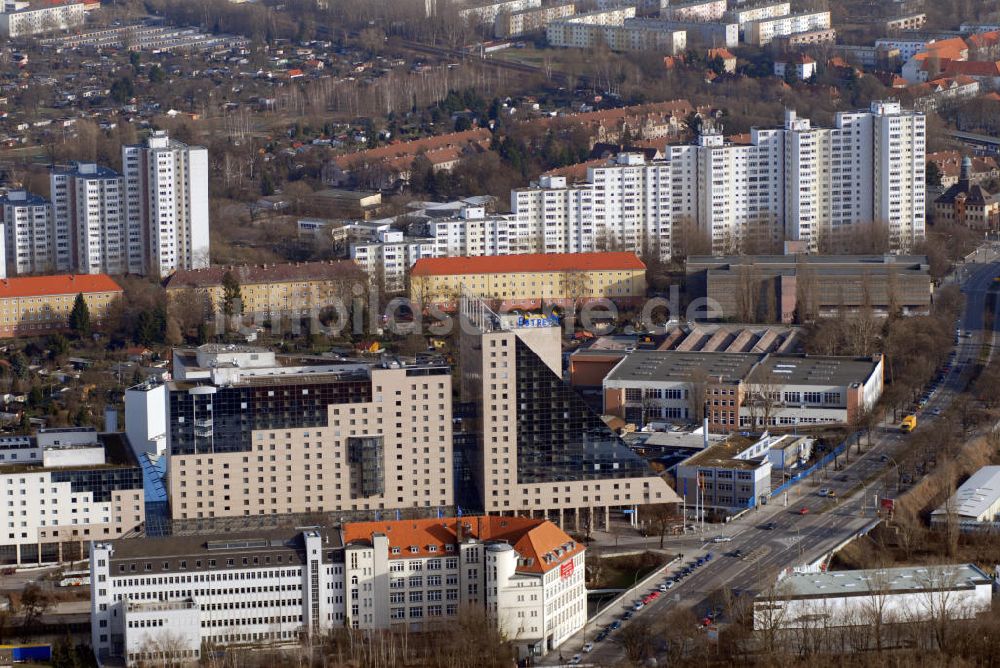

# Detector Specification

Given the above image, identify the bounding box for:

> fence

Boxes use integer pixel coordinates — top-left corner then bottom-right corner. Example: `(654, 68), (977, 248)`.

(770, 432), (858, 499)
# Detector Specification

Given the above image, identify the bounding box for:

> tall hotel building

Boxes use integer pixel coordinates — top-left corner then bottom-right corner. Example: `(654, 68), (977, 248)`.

(457, 295), (680, 529)
(127, 344), (453, 520)
(510, 102), (925, 258)
(122, 130), (210, 275)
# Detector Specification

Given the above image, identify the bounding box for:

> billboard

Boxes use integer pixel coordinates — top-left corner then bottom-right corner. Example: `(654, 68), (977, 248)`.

(560, 560), (575, 579)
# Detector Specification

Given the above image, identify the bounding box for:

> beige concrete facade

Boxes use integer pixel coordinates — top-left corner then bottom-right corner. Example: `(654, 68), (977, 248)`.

(168, 366), (453, 520)
(458, 305), (679, 528)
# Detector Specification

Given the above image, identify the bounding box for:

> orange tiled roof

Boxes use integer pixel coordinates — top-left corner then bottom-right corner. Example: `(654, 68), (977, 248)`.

(707, 48), (735, 61)
(341, 516), (583, 574)
(967, 31), (1000, 49)
(914, 37), (968, 62)
(410, 252), (645, 277)
(0, 274), (121, 299)
(983, 91), (1000, 101)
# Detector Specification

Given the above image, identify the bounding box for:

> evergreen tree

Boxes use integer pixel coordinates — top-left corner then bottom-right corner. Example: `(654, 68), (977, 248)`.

(10, 352), (28, 380)
(221, 271), (242, 317)
(68, 293), (91, 338)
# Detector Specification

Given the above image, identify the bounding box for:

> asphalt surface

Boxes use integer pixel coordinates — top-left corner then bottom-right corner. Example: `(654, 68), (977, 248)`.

(547, 259), (1000, 667)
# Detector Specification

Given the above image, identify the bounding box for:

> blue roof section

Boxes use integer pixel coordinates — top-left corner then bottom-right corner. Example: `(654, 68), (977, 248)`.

(51, 162), (122, 179)
(139, 452), (168, 503)
(0, 192), (48, 206)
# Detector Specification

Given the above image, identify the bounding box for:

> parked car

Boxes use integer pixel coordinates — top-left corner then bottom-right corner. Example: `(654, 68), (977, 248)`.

(583, 642), (594, 653)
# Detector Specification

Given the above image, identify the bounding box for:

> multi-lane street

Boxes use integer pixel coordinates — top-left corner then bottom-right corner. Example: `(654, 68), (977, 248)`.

(547, 259), (1000, 667)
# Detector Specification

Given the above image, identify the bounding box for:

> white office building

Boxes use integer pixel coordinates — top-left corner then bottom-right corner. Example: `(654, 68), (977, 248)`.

(50, 163), (127, 275)
(0, 190), (53, 277)
(122, 130), (210, 276)
(0, 428), (145, 566)
(674, 433), (774, 513)
(90, 516), (585, 666)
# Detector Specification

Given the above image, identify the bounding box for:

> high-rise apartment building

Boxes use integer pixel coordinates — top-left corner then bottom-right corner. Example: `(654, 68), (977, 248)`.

(872, 101), (926, 251)
(458, 296), (680, 529)
(135, 344), (453, 520)
(510, 102), (925, 258)
(50, 162), (126, 274)
(122, 130), (210, 276)
(0, 190), (53, 277)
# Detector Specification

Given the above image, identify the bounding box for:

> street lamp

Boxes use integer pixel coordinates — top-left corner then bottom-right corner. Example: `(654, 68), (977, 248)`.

(883, 454), (902, 492)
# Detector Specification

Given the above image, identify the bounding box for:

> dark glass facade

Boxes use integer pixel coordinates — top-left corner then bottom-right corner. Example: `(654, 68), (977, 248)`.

(514, 338), (655, 484)
(347, 435), (384, 498)
(50, 466), (143, 503)
(169, 377), (372, 455)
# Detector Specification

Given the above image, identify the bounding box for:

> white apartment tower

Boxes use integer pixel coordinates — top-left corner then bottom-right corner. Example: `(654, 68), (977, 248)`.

(0, 191), (53, 277)
(122, 131), (210, 276)
(510, 102), (925, 258)
(871, 100), (926, 251)
(50, 163), (127, 275)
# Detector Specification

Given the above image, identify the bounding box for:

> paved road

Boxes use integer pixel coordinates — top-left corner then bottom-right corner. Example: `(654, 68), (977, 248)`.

(546, 260), (1000, 667)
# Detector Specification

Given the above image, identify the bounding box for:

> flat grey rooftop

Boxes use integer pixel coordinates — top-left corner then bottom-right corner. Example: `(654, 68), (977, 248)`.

(771, 564), (992, 600)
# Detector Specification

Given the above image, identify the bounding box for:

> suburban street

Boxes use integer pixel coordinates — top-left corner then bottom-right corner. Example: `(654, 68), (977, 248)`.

(546, 259), (1000, 667)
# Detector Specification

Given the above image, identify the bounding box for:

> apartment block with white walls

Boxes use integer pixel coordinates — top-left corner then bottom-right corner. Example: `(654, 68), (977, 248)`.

(122, 130), (210, 276)
(508, 102), (926, 258)
(0, 1), (85, 38)
(0, 190), (53, 277)
(745, 10), (831, 45)
(50, 163), (126, 275)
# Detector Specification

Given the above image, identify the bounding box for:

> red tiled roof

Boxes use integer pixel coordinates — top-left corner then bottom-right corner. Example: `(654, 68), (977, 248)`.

(927, 150), (999, 178)
(333, 129), (492, 170)
(983, 91), (1000, 101)
(164, 261), (364, 289)
(527, 100), (696, 131)
(410, 252), (646, 277)
(542, 158), (607, 182)
(0, 274), (121, 299)
(341, 516), (583, 574)
(943, 60), (1000, 77)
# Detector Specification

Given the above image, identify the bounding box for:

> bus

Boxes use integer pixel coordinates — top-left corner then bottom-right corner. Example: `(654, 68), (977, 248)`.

(900, 415), (917, 433)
